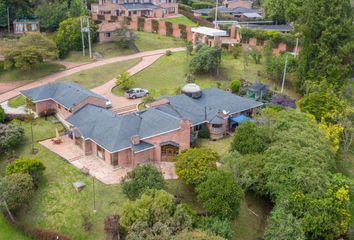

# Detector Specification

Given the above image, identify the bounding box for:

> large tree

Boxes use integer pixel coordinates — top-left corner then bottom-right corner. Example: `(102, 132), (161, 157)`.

(0, 123), (25, 153)
(296, 0), (353, 93)
(34, 0), (68, 32)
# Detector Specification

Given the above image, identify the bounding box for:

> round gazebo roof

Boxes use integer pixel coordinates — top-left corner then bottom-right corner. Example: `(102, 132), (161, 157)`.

(181, 83), (202, 99)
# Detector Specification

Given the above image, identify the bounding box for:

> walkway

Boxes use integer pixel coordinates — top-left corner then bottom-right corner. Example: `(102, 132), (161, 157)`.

(0, 47), (185, 103)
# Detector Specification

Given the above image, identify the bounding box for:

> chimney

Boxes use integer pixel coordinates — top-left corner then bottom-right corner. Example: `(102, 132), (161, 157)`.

(180, 119), (191, 130)
(131, 135), (140, 145)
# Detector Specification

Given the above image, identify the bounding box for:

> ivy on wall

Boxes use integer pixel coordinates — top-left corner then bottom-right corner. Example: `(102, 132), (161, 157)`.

(152, 19), (159, 33)
(178, 24), (187, 40)
(137, 17), (145, 31)
(165, 22), (173, 36)
(124, 16), (132, 25)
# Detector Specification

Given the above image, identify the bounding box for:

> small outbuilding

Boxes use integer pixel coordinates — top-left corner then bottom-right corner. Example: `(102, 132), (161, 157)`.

(247, 82), (268, 100)
(13, 19), (40, 34)
(191, 26), (228, 47)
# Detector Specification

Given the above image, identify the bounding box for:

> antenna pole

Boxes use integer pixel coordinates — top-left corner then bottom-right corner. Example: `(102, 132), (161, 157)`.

(80, 16), (86, 56)
(214, 0), (218, 28)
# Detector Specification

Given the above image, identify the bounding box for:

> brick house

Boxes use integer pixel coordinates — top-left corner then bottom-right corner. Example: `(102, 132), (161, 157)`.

(20, 82), (110, 122)
(222, 0), (253, 9)
(91, 0), (178, 19)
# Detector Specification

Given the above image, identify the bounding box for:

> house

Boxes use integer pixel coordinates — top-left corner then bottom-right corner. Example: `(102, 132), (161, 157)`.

(191, 26), (228, 47)
(91, 0), (178, 19)
(13, 19), (40, 34)
(97, 22), (121, 42)
(66, 104), (191, 167)
(150, 84), (263, 140)
(222, 0), (253, 9)
(20, 82), (110, 122)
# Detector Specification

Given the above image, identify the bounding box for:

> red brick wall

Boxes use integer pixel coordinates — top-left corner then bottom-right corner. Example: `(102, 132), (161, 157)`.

(72, 96), (107, 113)
(35, 99), (71, 119)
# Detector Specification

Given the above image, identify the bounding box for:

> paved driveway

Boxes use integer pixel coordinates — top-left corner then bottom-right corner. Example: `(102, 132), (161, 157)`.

(40, 135), (177, 185)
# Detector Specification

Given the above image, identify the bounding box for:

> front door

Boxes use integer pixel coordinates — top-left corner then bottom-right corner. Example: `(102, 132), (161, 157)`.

(161, 145), (179, 161)
(111, 153), (119, 167)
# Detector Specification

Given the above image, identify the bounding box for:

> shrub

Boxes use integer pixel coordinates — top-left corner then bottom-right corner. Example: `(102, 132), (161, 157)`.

(0, 173), (34, 210)
(0, 123), (25, 153)
(122, 164), (166, 200)
(197, 125), (210, 139)
(230, 120), (270, 154)
(116, 71), (134, 91)
(191, 1), (214, 9)
(230, 44), (242, 59)
(189, 46), (222, 74)
(186, 41), (193, 54)
(230, 80), (241, 94)
(142, 95), (155, 105)
(196, 170), (243, 220)
(6, 157), (46, 184)
(165, 22), (173, 36)
(179, 24), (188, 40)
(137, 17), (145, 31)
(0, 105), (5, 123)
(152, 19), (159, 33)
(166, 50), (172, 56)
(175, 148), (218, 185)
(199, 217), (234, 240)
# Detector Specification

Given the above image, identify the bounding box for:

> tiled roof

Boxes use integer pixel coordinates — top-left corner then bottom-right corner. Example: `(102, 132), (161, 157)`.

(66, 105), (181, 153)
(20, 82), (107, 109)
(132, 141), (155, 153)
(98, 22), (119, 32)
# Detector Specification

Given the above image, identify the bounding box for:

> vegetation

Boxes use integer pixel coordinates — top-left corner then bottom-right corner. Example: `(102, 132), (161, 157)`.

(0, 123), (25, 153)
(55, 17), (97, 58)
(190, 46), (222, 74)
(0, 214), (31, 240)
(199, 217), (234, 240)
(175, 148), (218, 185)
(173, 230), (224, 240)
(122, 164), (165, 200)
(0, 105), (4, 123)
(134, 31), (185, 52)
(230, 80), (241, 94)
(7, 95), (25, 108)
(115, 70), (133, 91)
(265, 53), (296, 83)
(3, 33), (58, 70)
(161, 16), (197, 27)
(6, 157), (45, 184)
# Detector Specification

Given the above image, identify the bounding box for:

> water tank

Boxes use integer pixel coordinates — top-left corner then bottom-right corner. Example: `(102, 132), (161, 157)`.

(181, 83), (202, 99)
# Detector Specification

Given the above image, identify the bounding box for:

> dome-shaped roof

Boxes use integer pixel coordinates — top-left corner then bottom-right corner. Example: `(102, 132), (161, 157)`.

(181, 84), (202, 99)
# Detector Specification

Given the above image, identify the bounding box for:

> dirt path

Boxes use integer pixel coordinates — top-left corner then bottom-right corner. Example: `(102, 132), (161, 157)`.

(0, 47), (185, 103)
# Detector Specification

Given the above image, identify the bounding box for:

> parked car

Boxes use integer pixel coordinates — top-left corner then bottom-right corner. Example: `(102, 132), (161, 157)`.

(125, 88), (149, 99)
(105, 99), (112, 108)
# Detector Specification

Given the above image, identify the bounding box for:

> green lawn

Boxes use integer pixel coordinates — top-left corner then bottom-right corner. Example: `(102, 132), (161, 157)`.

(112, 51), (298, 99)
(0, 215), (31, 240)
(161, 16), (197, 26)
(58, 58), (141, 89)
(0, 63), (66, 82)
(63, 42), (135, 63)
(8, 95), (25, 108)
(134, 31), (186, 52)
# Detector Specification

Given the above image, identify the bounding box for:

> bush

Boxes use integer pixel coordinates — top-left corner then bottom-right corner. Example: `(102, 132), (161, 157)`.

(122, 164), (166, 200)
(230, 44), (242, 59)
(6, 157), (46, 184)
(137, 17), (145, 31)
(0, 123), (25, 153)
(199, 217), (234, 240)
(175, 148), (218, 185)
(230, 80), (241, 94)
(197, 125), (210, 138)
(196, 170), (243, 220)
(116, 71), (134, 91)
(0, 105), (5, 123)
(230, 120), (270, 154)
(0, 173), (34, 211)
(191, 1), (214, 9)
(152, 19), (159, 33)
(189, 46), (222, 74)
(165, 22), (173, 36)
(166, 50), (172, 56)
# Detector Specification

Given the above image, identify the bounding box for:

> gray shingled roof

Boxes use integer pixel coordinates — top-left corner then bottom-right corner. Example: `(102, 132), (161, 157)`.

(132, 141), (154, 153)
(156, 88), (262, 125)
(242, 24), (293, 32)
(123, 3), (159, 10)
(66, 105), (181, 153)
(20, 82), (107, 109)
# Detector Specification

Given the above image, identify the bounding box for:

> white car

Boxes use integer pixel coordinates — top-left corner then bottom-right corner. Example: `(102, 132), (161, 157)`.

(105, 100), (112, 108)
(125, 88), (149, 99)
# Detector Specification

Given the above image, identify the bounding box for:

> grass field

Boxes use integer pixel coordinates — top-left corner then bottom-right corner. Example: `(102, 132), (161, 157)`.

(7, 95), (25, 108)
(0, 215), (31, 240)
(112, 51), (298, 99)
(0, 62), (66, 82)
(58, 58), (141, 89)
(134, 31), (186, 52)
(161, 16), (197, 26)
(0, 117), (269, 240)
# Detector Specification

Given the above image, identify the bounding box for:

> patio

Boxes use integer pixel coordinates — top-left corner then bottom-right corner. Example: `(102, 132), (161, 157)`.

(40, 135), (177, 185)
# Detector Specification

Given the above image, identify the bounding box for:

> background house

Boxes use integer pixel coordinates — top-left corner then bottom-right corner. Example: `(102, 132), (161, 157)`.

(13, 19), (40, 34)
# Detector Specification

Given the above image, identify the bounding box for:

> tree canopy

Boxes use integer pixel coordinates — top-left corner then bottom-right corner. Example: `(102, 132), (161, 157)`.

(0, 123), (25, 153)
(189, 46), (222, 74)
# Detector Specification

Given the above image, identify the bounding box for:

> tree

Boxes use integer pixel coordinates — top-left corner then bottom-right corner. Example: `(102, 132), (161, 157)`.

(230, 121), (270, 155)
(0, 0), (32, 28)
(55, 17), (97, 58)
(173, 230), (224, 240)
(35, 1), (68, 32)
(196, 170), (243, 220)
(0, 173), (34, 211)
(199, 217), (233, 240)
(175, 148), (218, 185)
(6, 157), (46, 184)
(229, 80), (241, 94)
(0, 105), (5, 123)
(186, 41), (193, 55)
(296, 0), (353, 93)
(122, 164), (165, 200)
(339, 107), (354, 160)
(0, 123), (25, 153)
(262, 0), (302, 23)
(230, 44), (241, 59)
(263, 206), (305, 240)
(3, 33), (58, 70)
(266, 53), (296, 83)
(116, 71), (134, 91)
(114, 23), (134, 49)
(68, 0), (88, 17)
(189, 46), (222, 74)
(249, 47), (262, 64)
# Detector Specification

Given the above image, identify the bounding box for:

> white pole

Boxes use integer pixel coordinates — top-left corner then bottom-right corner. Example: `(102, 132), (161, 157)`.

(80, 17), (86, 56)
(86, 17), (92, 59)
(214, 0), (218, 29)
(294, 37), (299, 58)
(281, 54), (288, 94)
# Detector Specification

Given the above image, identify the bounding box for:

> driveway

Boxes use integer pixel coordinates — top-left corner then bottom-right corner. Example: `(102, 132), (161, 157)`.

(0, 47), (185, 104)
(40, 135), (177, 185)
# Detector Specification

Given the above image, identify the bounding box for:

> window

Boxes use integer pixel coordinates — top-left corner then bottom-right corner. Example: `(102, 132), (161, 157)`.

(112, 0), (117, 3)
(133, 11), (137, 14)
(97, 145), (105, 160)
(104, 32), (111, 38)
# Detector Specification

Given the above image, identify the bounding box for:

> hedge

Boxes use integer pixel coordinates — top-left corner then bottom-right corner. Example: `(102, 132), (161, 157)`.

(137, 17), (145, 31)
(152, 19), (159, 33)
(179, 24), (187, 39)
(165, 22), (173, 36)
(178, 3), (193, 12)
(191, 1), (214, 9)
